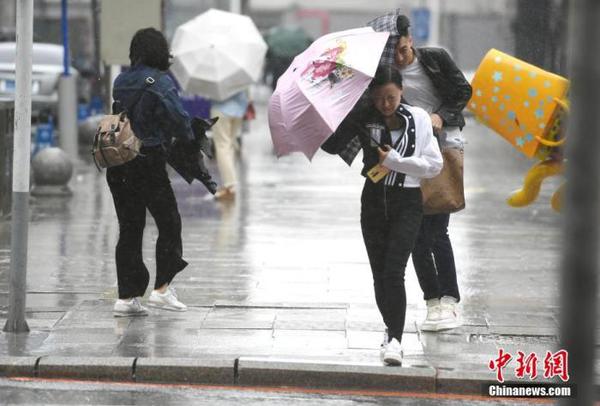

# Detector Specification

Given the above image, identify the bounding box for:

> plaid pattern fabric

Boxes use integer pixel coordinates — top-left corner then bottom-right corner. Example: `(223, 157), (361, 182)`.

(331, 9), (407, 165)
(367, 9), (400, 33)
(338, 135), (363, 166)
(366, 9), (403, 65)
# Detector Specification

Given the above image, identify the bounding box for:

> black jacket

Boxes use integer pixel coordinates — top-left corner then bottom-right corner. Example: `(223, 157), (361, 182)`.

(322, 104), (417, 184)
(414, 47), (472, 129)
(166, 117), (218, 194)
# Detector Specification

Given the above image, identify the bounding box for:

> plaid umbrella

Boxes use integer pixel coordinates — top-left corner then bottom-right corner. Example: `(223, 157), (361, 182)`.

(366, 9), (404, 65)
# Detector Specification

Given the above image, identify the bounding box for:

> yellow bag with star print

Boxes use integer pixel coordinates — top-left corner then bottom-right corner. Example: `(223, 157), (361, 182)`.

(468, 49), (569, 159)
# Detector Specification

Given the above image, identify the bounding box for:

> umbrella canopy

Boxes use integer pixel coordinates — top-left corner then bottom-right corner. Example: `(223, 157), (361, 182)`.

(268, 27), (389, 160)
(366, 9), (404, 65)
(265, 26), (312, 59)
(170, 8), (268, 101)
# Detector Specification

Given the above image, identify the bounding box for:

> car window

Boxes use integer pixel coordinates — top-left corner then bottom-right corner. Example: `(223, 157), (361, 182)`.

(0, 43), (63, 66)
(0, 46), (14, 64)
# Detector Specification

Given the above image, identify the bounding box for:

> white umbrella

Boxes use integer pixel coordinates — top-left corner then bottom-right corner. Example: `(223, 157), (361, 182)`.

(170, 8), (268, 101)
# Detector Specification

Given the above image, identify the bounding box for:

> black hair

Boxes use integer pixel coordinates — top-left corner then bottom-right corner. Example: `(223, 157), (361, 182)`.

(396, 15), (411, 37)
(129, 27), (171, 71)
(369, 64), (403, 90)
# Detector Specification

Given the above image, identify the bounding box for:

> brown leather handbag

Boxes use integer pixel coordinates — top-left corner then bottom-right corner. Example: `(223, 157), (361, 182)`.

(421, 148), (465, 215)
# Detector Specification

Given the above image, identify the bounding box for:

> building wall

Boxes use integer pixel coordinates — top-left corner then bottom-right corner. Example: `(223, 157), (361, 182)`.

(442, 13), (516, 71)
(250, 0), (513, 14)
(248, 0), (518, 70)
(0, 0), (558, 75)
(0, 0), (17, 40)
(0, 0), (95, 65)
(164, 0), (225, 41)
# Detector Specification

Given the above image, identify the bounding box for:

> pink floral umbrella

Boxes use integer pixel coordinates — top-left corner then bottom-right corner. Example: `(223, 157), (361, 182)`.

(268, 27), (389, 160)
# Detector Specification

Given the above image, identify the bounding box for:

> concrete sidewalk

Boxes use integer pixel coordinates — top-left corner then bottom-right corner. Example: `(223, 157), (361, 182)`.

(0, 96), (568, 395)
(0, 297), (563, 394)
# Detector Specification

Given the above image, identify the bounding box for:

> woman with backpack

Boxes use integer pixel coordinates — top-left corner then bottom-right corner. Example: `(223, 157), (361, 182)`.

(108, 28), (192, 316)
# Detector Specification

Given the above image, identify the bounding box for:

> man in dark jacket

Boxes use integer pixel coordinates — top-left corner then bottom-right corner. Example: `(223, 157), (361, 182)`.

(368, 12), (472, 332)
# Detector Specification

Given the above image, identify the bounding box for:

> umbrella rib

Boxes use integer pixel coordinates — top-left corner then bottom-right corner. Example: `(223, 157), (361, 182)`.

(283, 81), (333, 156)
(295, 81), (350, 133)
(171, 10), (267, 99)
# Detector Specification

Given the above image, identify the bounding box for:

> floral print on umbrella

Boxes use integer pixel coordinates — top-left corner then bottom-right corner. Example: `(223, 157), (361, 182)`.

(301, 39), (354, 88)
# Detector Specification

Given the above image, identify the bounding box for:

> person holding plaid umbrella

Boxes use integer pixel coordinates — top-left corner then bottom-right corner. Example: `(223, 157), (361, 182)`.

(367, 11), (472, 332)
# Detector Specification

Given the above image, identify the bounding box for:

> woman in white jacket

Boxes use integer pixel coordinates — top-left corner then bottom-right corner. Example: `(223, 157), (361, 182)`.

(321, 65), (442, 366)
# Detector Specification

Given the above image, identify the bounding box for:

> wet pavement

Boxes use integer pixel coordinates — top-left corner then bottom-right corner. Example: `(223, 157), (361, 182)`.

(0, 86), (567, 394)
(0, 377), (547, 405)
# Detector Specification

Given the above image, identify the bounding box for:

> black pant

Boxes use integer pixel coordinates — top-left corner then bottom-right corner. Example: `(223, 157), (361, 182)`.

(107, 147), (188, 299)
(360, 181), (423, 343)
(412, 213), (460, 302)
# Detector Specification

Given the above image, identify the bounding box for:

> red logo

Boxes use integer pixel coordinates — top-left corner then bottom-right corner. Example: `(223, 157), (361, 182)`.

(515, 351), (538, 380)
(543, 350), (570, 382)
(489, 348), (512, 383)
(489, 349), (570, 383)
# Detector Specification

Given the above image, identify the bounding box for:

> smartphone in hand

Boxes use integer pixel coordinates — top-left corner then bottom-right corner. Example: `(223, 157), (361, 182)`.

(366, 123), (385, 148)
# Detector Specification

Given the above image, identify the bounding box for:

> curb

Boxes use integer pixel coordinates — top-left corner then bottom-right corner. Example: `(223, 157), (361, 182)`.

(436, 370), (498, 394)
(0, 356), (233, 385)
(0, 356), (38, 377)
(236, 357), (436, 392)
(0, 356), (562, 395)
(135, 358), (233, 385)
(37, 357), (135, 381)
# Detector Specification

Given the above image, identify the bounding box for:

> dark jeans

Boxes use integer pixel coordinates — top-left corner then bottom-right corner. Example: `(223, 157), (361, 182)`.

(107, 147), (188, 299)
(411, 213), (460, 302)
(360, 181), (423, 343)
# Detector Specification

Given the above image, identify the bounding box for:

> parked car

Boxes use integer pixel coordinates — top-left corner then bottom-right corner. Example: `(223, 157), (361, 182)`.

(0, 42), (78, 120)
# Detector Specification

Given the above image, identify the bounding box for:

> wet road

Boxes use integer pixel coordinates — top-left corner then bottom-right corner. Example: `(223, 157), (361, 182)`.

(0, 98), (561, 309)
(0, 86), (563, 375)
(0, 378), (550, 405)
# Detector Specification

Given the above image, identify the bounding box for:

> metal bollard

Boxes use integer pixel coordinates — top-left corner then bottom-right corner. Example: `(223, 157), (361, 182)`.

(0, 99), (14, 218)
(30, 147), (73, 197)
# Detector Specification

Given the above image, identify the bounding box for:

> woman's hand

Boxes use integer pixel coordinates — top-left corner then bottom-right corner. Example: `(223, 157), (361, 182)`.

(377, 145), (392, 164)
(430, 113), (443, 134)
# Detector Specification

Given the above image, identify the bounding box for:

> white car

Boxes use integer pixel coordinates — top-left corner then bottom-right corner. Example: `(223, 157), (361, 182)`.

(0, 42), (77, 119)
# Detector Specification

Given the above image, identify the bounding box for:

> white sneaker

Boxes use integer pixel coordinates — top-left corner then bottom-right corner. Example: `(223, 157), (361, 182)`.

(436, 296), (462, 331)
(113, 297), (148, 317)
(379, 329), (388, 361)
(421, 298), (442, 332)
(383, 338), (403, 366)
(148, 286), (188, 312)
